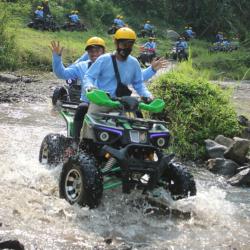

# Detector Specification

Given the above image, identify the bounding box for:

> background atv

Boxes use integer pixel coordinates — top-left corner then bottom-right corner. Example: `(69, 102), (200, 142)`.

(52, 79), (81, 106)
(137, 47), (156, 68)
(61, 21), (87, 32)
(171, 47), (188, 61)
(27, 15), (60, 32)
(56, 90), (196, 208)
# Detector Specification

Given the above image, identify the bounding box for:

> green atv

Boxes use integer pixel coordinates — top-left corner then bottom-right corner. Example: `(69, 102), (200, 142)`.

(39, 90), (196, 208)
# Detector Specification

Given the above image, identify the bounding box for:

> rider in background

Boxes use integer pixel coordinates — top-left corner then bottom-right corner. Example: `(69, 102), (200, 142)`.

(116, 15), (125, 28)
(41, 0), (50, 18)
(185, 26), (195, 39)
(143, 37), (156, 57)
(175, 37), (188, 59)
(215, 31), (224, 43)
(69, 10), (80, 24)
(34, 6), (44, 20)
(143, 20), (154, 37)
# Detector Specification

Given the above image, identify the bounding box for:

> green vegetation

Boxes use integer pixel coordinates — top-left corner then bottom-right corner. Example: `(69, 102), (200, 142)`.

(149, 62), (242, 159)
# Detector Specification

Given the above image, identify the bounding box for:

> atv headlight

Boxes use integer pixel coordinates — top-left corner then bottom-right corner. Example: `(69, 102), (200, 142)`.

(156, 137), (166, 147)
(99, 131), (109, 142)
(150, 132), (170, 148)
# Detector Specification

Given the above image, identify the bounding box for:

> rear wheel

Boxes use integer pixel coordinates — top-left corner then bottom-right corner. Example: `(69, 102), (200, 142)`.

(59, 153), (103, 208)
(162, 161), (196, 200)
(39, 133), (76, 165)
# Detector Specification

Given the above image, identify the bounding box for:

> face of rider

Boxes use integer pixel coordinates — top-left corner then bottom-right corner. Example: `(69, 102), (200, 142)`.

(87, 46), (104, 62)
(116, 39), (134, 60)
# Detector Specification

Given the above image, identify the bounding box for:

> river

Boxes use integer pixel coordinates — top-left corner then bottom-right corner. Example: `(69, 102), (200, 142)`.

(0, 97), (250, 250)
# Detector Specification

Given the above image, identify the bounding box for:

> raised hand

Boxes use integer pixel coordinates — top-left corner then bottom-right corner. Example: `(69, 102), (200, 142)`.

(151, 57), (168, 71)
(49, 40), (64, 56)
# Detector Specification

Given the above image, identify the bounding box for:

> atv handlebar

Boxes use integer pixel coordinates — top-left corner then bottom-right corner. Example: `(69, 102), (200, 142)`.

(86, 89), (165, 113)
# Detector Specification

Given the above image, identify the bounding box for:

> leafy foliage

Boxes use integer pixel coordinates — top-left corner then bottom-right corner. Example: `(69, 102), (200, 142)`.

(149, 62), (242, 159)
(0, 3), (19, 70)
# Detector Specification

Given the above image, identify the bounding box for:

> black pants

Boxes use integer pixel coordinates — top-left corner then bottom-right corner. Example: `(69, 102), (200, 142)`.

(74, 102), (89, 140)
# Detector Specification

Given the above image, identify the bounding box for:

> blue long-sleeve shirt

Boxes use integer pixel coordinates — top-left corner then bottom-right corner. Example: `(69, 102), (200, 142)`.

(83, 53), (152, 98)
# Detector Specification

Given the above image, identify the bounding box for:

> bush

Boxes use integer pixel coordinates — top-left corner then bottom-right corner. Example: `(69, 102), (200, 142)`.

(149, 62), (242, 159)
(0, 3), (20, 70)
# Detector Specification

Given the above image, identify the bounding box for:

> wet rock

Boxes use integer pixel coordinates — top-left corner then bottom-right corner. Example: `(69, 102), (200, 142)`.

(0, 73), (20, 83)
(207, 158), (238, 176)
(0, 240), (24, 250)
(228, 168), (250, 186)
(224, 137), (250, 164)
(205, 139), (228, 158)
(214, 135), (234, 148)
(104, 237), (113, 245)
(237, 115), (250, 126)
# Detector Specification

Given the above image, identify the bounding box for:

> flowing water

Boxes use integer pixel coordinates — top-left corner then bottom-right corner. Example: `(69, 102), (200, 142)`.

(0, 101), (250, 250)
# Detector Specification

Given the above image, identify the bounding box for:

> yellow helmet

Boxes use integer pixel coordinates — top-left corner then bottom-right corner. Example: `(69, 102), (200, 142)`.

(146, 20), (150, 23)
(44, 0), (49, 2)
(37, 6), (41, 9)
(114, 27), (137, 40)
(120, 15), (123, 19)
(85, 37), (106, 50)
(116, 15), (120, 18)
(75, 10), (79, 14)
(71, 10), (75, 14)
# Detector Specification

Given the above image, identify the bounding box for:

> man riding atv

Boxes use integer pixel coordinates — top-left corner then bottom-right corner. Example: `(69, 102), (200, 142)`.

(139, 20), (155, 38)
(40, 28), (196, 208)
(62, 10), (87, 32)
(172, 37), (188, 61)
(138, 37), (157, 67)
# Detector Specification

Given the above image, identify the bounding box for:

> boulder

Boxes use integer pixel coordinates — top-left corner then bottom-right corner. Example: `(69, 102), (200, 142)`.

(205, 139), (228, 158)
(166, 30), (180, 41)
(214, 135), (234, 148)
(224, 137), (250, 164)
(228, 168), (250, 186)
(0, 73), (20, 83)
(207, 158), (238, 177)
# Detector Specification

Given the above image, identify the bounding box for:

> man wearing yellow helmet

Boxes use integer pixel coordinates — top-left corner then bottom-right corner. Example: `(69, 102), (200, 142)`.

(34, 6), (44, 20)
(69, 10), (80, 24)
(142, 20), (155, 38)
(83, 27), (152, 101)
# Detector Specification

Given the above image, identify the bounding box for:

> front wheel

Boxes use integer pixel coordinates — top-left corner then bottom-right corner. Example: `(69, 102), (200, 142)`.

(161, 161), (196, 200)
(59, 153), (103, 208)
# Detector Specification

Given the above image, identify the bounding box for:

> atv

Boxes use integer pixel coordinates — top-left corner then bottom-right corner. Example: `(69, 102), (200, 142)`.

(39, 90), (196, 208)
(27, 15), (60, 32)
(137, 47), (156, 68)
(52, 79), (81, 106)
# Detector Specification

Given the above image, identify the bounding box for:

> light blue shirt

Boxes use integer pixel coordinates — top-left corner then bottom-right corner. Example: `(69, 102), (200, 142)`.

(69, 14), (80, 23)
(52, 53), (90, 101)
(83, 53), (152, 98)
(117, 19), (125, 28)
(35, 10), (43, 19)
(143, 41), (156, 49)
(144, 23), (154, 31)
(74, 52), (89, 64)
